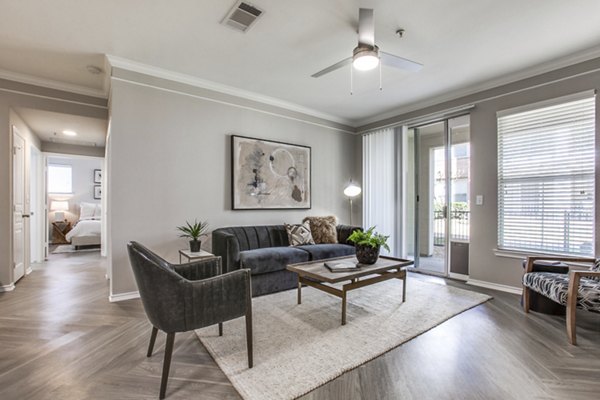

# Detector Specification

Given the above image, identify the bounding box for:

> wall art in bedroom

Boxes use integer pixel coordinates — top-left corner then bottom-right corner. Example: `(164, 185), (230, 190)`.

(231, 135), (311, 210)
(94, 169), (102, 184)
(94, 185), (102, 200)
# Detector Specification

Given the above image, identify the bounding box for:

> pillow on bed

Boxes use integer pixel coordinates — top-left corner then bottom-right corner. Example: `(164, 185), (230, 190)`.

(94, 204), (102, 220)
(80, 202), (96, 220)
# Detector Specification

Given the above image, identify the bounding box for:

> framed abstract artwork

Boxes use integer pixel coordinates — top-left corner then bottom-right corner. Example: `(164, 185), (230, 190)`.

(231, 135), (311, 210)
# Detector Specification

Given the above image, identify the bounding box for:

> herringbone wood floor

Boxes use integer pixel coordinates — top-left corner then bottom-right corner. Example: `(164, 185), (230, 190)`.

(0, 252), (598, 399)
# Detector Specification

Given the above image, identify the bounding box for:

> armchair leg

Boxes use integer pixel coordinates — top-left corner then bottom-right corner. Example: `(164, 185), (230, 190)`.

(566, 277), (579, 345)
(523, 286), (530, 313)
(160, 333), (175, 399)
(246, 312), (253, 368)
(218, 322), (223, 337)
(147, 326), (158, 357)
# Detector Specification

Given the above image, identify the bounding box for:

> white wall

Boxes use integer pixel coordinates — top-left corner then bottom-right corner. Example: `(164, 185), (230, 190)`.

(47, 155), (102, 224)
(107, 75), (359, 298)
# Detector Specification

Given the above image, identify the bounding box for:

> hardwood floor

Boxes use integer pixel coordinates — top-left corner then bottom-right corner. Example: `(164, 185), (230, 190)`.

(0, 253), (598, 399)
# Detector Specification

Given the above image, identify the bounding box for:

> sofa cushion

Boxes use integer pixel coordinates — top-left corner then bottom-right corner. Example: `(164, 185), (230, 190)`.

(303, 216), (338, 244)
(296, 244), (355, 261)
(240, 247), (310, 275)
(285, 221), (315, 246)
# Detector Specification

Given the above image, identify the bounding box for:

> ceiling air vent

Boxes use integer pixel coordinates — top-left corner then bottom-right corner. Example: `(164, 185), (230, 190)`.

(222, 1), (263, 32)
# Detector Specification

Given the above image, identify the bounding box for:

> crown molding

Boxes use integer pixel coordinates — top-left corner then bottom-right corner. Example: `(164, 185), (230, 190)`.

(105, 55), (355, 127)
(356, 45), (600, 128)
(0, 68), (107, 99)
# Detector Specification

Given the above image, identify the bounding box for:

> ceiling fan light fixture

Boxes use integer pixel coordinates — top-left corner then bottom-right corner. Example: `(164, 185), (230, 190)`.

(352, 46), (379, 71)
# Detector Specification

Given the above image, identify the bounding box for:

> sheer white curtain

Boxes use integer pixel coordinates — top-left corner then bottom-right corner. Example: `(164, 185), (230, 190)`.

(362, 127), (398, 256)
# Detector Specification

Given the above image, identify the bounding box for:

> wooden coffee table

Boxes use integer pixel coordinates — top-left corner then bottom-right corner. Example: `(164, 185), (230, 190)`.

(287, 255), (413, 325)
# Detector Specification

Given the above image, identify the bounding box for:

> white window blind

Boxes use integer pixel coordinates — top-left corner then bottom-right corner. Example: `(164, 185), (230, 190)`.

(48, 164), (72, 194)
(363, 128), (397, 256)
(497, 94), (595, 256)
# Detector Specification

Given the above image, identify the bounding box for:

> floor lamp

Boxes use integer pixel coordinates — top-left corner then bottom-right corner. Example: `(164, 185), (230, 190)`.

(343, 180), (361, 225)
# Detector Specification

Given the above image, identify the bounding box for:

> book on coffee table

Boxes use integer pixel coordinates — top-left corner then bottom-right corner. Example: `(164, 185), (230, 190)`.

(324, 261), (359, 272)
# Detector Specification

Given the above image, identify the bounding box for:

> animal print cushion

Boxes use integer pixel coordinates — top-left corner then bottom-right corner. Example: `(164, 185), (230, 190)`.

(302, 216), (338, 244)
(523, 272), (600, 313)
(285, 221), (315, 246)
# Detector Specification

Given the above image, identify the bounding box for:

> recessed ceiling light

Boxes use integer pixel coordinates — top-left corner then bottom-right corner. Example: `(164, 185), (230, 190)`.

(62, 130), (77, 136)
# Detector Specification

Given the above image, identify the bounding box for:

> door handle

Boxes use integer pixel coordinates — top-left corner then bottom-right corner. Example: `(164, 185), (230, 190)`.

(22, 214), (30, 218)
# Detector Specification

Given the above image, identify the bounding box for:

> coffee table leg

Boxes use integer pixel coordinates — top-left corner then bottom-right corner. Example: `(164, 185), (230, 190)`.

(297, 277), (302, 305)
(341, 290), (347, 325)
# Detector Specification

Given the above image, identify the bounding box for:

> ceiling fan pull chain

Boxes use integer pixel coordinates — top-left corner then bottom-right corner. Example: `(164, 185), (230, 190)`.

(350, 64), (353, 95)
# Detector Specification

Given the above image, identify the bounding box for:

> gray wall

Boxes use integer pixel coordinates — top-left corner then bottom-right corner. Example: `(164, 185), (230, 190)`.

(360, 57), (600, 289)
(107, 75), (360, 297)
(0, 79), (107, 289)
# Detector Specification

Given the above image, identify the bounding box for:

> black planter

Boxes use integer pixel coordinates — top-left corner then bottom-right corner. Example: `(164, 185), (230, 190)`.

(189, 240), (201, 252)
(355, 244), (380, 264)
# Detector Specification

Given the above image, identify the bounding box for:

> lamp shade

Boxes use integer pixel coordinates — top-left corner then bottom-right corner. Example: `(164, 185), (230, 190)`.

(50, 200), (69, 211)
(343, 182), (362, 198)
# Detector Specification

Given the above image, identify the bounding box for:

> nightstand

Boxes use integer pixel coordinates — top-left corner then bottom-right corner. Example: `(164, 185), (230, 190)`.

(52, 221), (72, 244)
(179, 249), (214, 264)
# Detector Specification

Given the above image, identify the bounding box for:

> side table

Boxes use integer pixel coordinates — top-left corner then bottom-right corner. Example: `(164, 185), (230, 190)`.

(52, 221), (72, 244)
(179, 249), (214, 264)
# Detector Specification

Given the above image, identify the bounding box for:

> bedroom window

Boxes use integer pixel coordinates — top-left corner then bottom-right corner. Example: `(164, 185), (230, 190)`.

(48, 164), (72, 194)
(497, 92), (595, 256)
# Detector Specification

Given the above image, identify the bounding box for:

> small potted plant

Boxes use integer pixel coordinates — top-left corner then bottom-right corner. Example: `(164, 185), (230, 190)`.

(348, 226), (390, 264)
(177, 219), (209, 252)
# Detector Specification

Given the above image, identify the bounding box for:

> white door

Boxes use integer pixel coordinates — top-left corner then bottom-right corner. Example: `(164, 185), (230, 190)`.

(13, 128), (26, 282)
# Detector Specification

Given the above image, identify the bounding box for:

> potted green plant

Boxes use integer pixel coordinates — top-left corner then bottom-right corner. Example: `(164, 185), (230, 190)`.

(348, 226), (390, 264)
(177, 219), (209, 252)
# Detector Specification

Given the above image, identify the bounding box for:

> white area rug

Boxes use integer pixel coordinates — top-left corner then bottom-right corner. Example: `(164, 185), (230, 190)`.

(196, 277), (491, 400)
(51, 245), (100, 254)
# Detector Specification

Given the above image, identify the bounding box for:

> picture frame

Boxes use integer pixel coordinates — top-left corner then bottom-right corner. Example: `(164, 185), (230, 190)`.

(94, 169), (102, 184)
(231, 135), (311, 210)
(94, 185), (102, 200)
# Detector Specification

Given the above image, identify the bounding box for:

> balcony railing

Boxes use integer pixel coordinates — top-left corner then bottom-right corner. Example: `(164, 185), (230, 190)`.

(434, 210), (470, 245)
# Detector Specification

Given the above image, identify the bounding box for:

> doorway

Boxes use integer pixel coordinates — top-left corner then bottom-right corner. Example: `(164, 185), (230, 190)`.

(405, 115), (470, 277)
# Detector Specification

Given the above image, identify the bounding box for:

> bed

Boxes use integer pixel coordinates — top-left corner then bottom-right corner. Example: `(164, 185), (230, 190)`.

(66, 202), (102, 249)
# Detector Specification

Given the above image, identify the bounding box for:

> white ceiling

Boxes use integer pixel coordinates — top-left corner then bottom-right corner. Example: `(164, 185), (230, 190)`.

(15, 108), (108, 147)
(2, 1), (600, 126)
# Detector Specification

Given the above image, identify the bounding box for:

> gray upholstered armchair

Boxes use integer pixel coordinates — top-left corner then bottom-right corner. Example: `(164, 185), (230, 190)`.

(127, 242), (253, 399)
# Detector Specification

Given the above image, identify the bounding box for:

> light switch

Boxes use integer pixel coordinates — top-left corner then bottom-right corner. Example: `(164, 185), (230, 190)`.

(475, 195), (484, 206)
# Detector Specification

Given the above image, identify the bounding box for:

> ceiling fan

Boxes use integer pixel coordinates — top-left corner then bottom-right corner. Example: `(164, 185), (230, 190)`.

(311, 8), (423, 78)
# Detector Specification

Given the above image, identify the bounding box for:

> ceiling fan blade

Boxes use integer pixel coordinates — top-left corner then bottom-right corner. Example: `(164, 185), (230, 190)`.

(380, 52), (423, 72)
(311, 57), (352, 78)
(358, 8), (375, 46)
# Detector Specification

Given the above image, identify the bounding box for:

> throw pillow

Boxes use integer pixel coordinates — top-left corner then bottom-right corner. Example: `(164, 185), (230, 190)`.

(590, 259), (600, 281)
(285, 221), (315, 246)
(302, 216), (338, 244)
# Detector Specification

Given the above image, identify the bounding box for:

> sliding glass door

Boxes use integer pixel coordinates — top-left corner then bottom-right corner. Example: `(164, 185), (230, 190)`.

(405, 115), (470, 277)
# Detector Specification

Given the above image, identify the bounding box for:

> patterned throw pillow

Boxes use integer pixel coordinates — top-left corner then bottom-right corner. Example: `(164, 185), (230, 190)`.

(590, 259), (600, 281)
(302, 216), (338, 244)
(285, 222), (315, 246)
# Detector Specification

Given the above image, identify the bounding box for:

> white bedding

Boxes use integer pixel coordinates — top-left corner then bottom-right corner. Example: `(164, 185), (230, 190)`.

(66, 220), (101, 241)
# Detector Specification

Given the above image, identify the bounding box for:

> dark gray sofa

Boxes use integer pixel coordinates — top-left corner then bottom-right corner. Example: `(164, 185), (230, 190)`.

(212, 224), (361, 297)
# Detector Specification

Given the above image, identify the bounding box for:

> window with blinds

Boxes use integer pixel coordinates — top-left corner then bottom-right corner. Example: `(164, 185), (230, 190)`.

(497, 94), (595, 256)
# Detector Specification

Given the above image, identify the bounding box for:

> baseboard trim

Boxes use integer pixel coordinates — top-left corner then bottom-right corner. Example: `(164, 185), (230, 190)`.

(109, 290), (140, 302)
(467, 279), (522, 295)
(448, 272), (469, 281)
(0, 283), (16, 292)
(25, 267), (33, 275)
